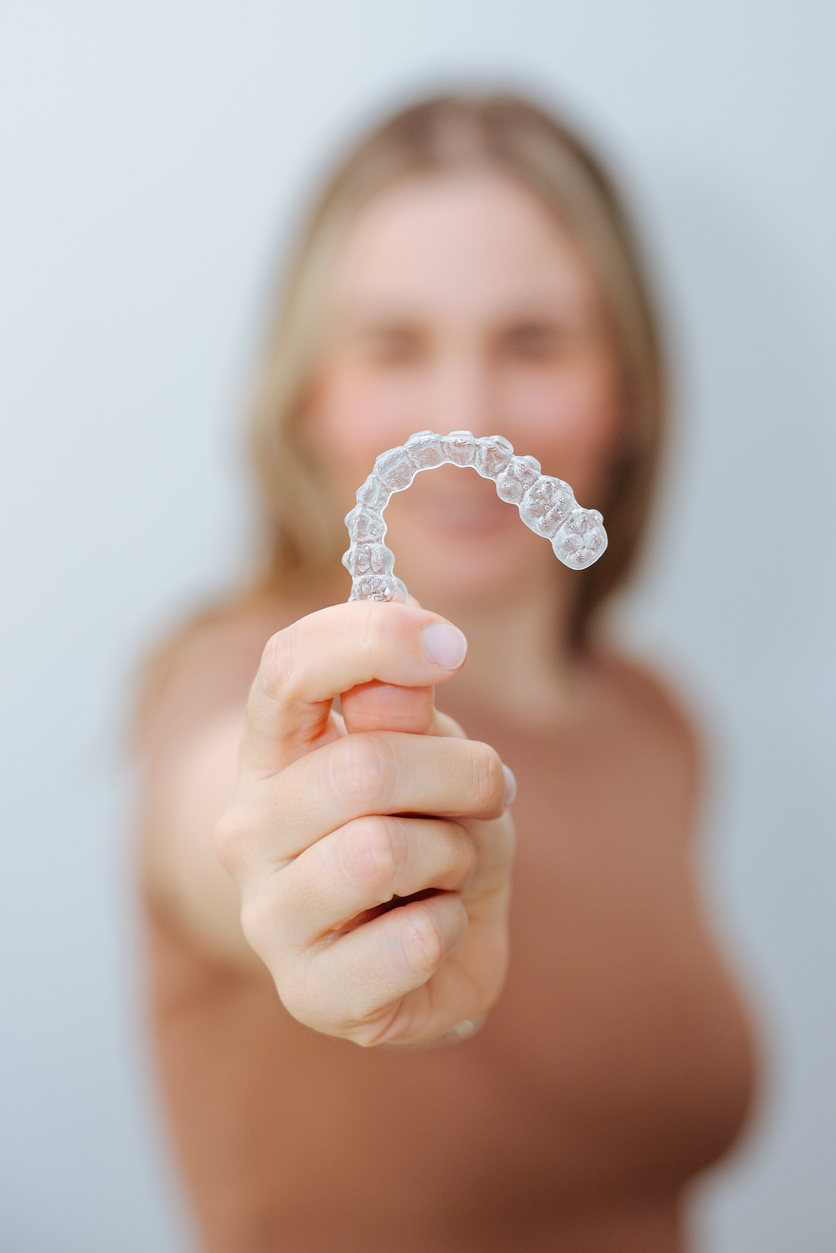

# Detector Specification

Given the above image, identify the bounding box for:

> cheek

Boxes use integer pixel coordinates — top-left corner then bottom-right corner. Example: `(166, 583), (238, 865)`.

(307, 368), (431, 482)
(498, 357), (622, 497)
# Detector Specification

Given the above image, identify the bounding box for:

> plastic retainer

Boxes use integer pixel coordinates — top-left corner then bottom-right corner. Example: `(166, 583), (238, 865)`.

(343, 431), (607, 603)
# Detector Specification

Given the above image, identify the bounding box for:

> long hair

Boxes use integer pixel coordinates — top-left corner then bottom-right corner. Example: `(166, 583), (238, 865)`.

(248, 91), (666, 642)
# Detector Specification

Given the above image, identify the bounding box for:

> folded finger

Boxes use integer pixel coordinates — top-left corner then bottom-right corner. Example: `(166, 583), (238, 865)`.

(429, 709), (468, 739)
(242, 602), (468, 777)
(218, 730), (507, 874)
(273, 892), (470, 1040)
(270, 815), (476, 950)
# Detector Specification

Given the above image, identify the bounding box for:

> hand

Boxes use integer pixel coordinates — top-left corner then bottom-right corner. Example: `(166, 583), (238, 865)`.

(215, 600), (515, 1046)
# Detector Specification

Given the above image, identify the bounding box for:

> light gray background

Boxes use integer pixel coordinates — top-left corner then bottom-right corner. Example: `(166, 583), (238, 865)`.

(1, 2), (833, 1250)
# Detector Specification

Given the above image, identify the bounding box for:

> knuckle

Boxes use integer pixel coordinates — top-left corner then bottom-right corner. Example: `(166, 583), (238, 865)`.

(458, 829), (479, 880)
(238, 891), (271, 954)
(468, 740), (504, 811)
(214, 808), (247, 872)
(401, 904), (447, 978)
(339, 816), (402, 898)
(259, 627), (295, 698)
(328, 732), (392, 810)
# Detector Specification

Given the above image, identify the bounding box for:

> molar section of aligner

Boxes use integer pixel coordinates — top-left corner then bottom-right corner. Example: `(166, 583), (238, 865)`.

(474, 435), (514, 479)
(552, 508), (608, 569)
(374, 445), (416, 492)
(342, 542), (395, 577)
(441, 430), (477, 466)
(495, 455), (541, 504)
(405, 430), (447, 469)
(519, 476), (577, 538)
(350, 573), (408, 603)
(345, 504), (387, 544)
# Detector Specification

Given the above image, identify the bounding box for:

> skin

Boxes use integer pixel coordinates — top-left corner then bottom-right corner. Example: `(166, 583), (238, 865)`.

(217, 602), (515, 1045)
(144, 169), (632, 1045)
(307, 170), (623, 715)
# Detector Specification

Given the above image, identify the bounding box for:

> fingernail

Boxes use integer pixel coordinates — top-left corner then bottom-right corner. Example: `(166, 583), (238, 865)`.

(421, 623), (468, 669)
(502, 764), (517, 808)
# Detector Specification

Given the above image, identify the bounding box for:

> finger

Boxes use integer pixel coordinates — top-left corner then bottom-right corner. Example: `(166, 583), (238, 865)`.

(217, 730), (508, 873)
(338, 571), (432, 738)
(340, 674), (472, 740)
(457, 812), (517, 901)
(429, 709), (468, 739)
(372, 911), (510, 1045)
(340, 680), (434, 736)
(275, 892), (470, 1039)
(269, 815), (476, 950)
(242, 602), (468, 776)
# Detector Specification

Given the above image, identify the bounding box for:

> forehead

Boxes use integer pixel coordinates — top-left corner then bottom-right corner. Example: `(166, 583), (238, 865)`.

(329, 169), (599, 319)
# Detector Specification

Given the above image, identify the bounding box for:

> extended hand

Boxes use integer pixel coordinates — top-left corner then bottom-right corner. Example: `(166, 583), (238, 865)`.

(216, 601), (515, 1046)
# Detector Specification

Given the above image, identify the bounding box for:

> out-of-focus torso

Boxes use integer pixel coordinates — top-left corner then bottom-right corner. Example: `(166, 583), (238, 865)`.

(141, 597), (756, 1253)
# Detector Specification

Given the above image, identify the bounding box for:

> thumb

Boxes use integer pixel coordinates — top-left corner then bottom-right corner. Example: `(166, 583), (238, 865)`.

(340, 596), (461, 736)
(241, 601), (468, 778)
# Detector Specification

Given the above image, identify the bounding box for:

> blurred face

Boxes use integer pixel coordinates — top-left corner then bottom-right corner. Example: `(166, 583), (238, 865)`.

(306, 169), (623, 605)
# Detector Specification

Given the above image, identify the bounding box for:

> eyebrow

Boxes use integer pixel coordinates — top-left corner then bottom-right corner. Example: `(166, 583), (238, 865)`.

(338, 307), (426, 329)
(339, 302), (598, 331)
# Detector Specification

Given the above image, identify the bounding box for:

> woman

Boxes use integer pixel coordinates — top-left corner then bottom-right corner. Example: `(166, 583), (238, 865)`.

(138, 94), (756, 1252)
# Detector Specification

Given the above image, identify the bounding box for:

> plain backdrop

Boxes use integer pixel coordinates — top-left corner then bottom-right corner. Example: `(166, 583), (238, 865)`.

(1, 2), (834, 1250)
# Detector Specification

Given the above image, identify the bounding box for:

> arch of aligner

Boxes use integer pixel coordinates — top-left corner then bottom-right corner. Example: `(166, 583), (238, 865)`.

(343, 430), (608, 603)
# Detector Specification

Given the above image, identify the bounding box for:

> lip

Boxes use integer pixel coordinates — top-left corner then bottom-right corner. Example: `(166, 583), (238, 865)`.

(404, 496), (517, 541)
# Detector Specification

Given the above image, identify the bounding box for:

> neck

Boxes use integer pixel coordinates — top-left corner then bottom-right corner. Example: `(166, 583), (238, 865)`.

(428, 575), (577, 723)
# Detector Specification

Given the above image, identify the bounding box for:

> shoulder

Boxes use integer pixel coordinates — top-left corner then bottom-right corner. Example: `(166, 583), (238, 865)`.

(584, 643), (704, 795)
(134, 592), (317, 759)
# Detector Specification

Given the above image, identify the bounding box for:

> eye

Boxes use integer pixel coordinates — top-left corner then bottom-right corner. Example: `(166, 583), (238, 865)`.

(497, 321), (571, 362)
(358, 324), (428, 367)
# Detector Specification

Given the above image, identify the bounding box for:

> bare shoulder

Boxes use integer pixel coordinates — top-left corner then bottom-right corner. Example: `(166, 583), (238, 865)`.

(135, 591), (314, 759)
(585, 643), (704, 794)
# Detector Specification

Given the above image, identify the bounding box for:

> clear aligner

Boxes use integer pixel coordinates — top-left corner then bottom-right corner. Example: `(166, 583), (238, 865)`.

(343, 431), (607, 602)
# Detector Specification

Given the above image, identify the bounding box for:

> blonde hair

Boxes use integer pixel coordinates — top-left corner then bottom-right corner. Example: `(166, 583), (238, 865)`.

(248, 92), (666, 643)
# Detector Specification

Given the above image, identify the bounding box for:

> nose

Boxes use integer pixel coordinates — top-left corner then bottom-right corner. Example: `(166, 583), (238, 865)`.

(428, 349), (494, 436)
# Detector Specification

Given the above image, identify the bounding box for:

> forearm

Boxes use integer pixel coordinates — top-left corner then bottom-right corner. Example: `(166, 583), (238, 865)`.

(139, 705), (269, 978)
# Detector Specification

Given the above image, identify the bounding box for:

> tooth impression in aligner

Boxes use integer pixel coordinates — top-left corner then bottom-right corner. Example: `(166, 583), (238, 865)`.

(343, 431), (608, 602)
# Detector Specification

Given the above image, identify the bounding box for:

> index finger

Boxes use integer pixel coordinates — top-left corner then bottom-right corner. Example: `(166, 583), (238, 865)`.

(242, 602), (468, 778)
